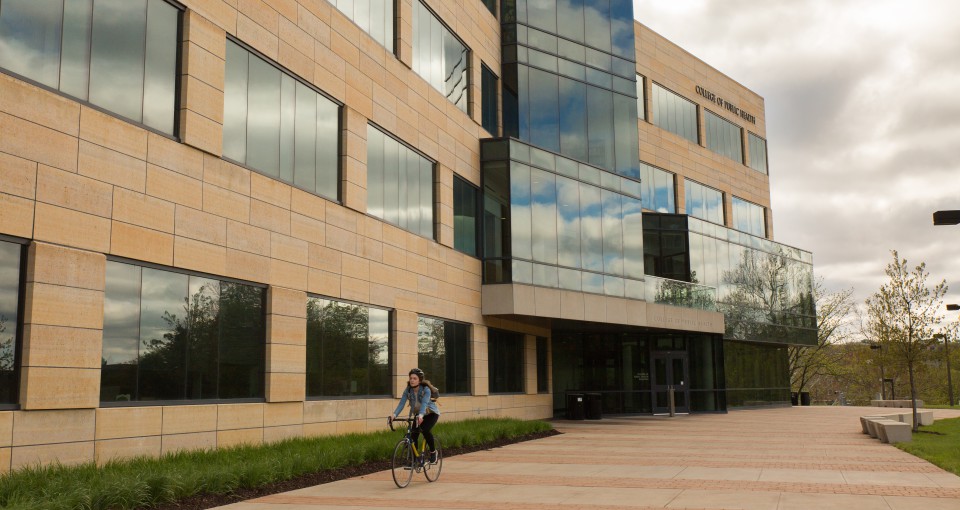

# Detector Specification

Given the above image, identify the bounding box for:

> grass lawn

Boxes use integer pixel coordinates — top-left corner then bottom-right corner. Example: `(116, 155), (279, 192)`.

(896, 416), (960, 476)
(0, 417), (553, 510)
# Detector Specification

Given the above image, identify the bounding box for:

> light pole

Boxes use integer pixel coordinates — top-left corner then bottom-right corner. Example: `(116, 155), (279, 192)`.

(945, 304), (958, 406)
(867, 341), (885, 400)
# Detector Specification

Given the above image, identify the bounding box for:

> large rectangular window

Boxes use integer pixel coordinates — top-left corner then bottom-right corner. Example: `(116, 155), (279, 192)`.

(536, 336), (548, 393)
(306, 297), (390, 398)
(482, 0), (497, 16)
(481, 64), (498, 135)
(454, 175), (480, 257)
(748, 132), (768, 174)
(0, 239), (23, 406)
(705, 109), (743, 164)
(652, 82), (698, 144)
(640, 162), (675, 213)
(0, 0), (180, 135)
(412, 0), (469, 113)
(223, 40), (340, 201)
(488, 329), (523, 393)
(101, 261), (266, 403)
(330, 0), (394, 50)
(684, 179), (723, 225)
(366, 124), (434, 238)
(418, 316), (470, 395)
(732, 196), (766, 238)
(636, 74), (645, 120)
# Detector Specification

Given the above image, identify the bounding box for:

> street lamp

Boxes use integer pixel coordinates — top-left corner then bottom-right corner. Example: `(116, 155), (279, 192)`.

(865, 341), (886, 400)
(933, 210), (960, 225)
(944, 304), (959, 406)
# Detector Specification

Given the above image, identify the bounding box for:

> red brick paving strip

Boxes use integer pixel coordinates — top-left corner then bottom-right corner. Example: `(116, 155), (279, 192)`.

(255, 495), (733, 510)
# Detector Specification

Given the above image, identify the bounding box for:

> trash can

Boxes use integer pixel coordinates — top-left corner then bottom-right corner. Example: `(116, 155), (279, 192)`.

(800, 392), (811, 406)
(790, 392), (798, 406)
(566, 393), (585, 420)
(585, 392), (603, 420)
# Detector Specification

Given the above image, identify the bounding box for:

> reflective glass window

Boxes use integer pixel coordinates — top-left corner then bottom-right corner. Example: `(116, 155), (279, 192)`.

(636, 74), (646, 120)
(332, 0), (393, 50)
(748, 132), (769, 174)
(652, 83), (698, 144)
(366, 124), (435, 239)
(0, 241), (22, 405)
(481, 64), (498, 135)
(640, 162), (675, 213)
(732, 196), (766, 237)
(454, 175), (480, 257)
(306, 297), (391, 397)
(223, 40), (340, 201)
(685, 179), (723, 225)
(488, 329), (524, 393)
(418, 316), (470, 395)
(101, 261), (265, 403)
(586, 86), (614, 170)
(0, 0), (179, 134)
(482, 0), (497, 16)
(413, 1), (469, 113)
(536, 337), (549, 393)
(558, 77), (588, 162)
(705, 109), (743, 164)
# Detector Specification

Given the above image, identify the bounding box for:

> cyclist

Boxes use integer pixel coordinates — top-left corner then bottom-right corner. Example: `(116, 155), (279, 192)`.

(389, 368), (440, 463)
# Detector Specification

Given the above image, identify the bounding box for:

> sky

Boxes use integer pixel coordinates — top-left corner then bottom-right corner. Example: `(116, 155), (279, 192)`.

(633, 0), (960, 310)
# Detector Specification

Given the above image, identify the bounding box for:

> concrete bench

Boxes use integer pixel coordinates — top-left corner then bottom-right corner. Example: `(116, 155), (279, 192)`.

(875, 419), (912, 444)
(860, 413), (928, 443)
(860, 411), (934, 432)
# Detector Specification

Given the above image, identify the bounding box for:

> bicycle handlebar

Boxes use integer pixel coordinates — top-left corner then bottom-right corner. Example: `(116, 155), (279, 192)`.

(387, 417), (416, 432)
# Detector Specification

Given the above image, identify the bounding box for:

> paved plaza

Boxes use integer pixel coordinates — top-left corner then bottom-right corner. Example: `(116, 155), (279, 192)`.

(219, 406), (960, 510)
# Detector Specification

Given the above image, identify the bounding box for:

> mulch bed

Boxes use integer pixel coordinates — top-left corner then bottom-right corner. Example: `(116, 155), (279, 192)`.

(146, 429), (559, 510)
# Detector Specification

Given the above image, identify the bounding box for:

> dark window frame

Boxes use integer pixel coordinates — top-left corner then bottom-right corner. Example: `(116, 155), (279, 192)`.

(304, 293), (394, 400)
(480, 63), (499, 136)
(0, 234), (29, 410)
(487, 328), (525, 394)
(703, 108), (745, 165)
(100, 255), (268, 406)
(416, 313), (472, 396)
(452, 174), (481, 258)
(651, 81), (699, 144)
(0, 0), (184, 141)
(413, 0), (472, 115)
(684, 178), (725, 226)
(222, 35), (344, 205)
(747, 131), (769, 174)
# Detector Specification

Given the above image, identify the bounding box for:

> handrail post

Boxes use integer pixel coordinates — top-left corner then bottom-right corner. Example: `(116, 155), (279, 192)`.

(668, 386), (676, 417)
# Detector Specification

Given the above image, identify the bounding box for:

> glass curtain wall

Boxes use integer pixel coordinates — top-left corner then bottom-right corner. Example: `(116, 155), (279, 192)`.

(684, 179), (724, 225)
(731, 196), (765, 238)
(704, 109), (743, 164)
(366, 124), (435, 238)
(748, 132), (768, 174)
(651, 82), (698, 144)
(724, 340), (790, 407)
(223, 40), (340, 201)
(0, 0), (180, 134)
(453, 175), (480, 257)
(100, 261), (266, 403)
(500, 0), (640, 179)
(0, 240), (22, 405)
(417, 316), (470, 394)
(305, 297), (391, 397)
(481, 139), (644, 299)
(488, 328), (524, 393)
(640, 162), (675, 213)
(636, 73), (645, 120)
(329, 0), (394, 50)
(412, 1), (469, 113)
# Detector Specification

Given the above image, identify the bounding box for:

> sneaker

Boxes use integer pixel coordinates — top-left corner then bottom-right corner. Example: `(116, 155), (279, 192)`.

(429, 451), (438, 463)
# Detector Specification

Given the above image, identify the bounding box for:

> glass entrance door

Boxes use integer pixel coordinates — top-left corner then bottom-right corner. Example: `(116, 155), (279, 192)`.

(652, 352), (690, 414)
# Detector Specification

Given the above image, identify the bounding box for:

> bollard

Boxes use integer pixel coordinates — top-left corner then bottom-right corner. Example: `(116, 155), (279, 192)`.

(668, 386), (676, 417)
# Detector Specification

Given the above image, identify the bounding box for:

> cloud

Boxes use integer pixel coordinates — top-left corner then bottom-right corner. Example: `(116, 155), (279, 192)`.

(634, 0), (960, 307)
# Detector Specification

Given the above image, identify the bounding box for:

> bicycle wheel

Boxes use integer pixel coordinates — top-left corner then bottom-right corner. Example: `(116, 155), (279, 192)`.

(391, 440), (414, 488)
(423, 437), (443, 482)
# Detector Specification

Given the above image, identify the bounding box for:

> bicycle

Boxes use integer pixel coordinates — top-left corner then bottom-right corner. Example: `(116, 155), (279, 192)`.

(388, 416), (443, 488)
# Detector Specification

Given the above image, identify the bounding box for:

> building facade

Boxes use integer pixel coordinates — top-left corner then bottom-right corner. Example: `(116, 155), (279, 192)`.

(0, 0), (814, 469)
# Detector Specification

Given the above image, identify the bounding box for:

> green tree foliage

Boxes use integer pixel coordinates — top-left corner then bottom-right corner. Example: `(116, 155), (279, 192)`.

(789, 279), (854, 395)
(864, 250), (947, 431)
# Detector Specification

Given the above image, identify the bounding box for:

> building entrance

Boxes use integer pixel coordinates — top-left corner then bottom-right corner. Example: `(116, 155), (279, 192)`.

(652, 352), (689, 414)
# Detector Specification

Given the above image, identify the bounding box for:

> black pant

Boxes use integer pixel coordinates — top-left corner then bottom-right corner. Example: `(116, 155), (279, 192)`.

(412, 413), (439, 452)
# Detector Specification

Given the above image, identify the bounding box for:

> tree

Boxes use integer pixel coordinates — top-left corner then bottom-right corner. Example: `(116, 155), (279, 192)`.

(789, 279), (854, 396)
(864, 250), (947, 431)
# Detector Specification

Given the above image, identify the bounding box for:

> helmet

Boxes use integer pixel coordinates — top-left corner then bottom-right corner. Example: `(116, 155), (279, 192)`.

(409, 368), (425, 378)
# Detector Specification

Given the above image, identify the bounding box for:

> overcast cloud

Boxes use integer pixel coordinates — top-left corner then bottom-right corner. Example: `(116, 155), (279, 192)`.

(634, 0), (960, 308)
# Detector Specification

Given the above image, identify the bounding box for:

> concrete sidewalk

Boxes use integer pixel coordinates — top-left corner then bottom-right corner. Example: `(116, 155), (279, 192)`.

(218, 406), (960, 510)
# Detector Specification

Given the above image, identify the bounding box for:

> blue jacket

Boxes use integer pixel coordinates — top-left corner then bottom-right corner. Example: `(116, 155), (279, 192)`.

(393, 385), (440, 417)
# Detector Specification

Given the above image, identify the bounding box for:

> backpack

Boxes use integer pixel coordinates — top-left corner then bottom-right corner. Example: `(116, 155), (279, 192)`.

(413, 383), (440, 403)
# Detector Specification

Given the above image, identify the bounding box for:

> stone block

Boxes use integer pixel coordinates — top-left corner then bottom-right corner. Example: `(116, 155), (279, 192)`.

(26, 242), (105, 290)
(161, 432), (216, 455)
(0, 413), (11, 447)
(12, 409), (95, 446)
(173, 237), (227, 276)
(203, 182), (251, 223)
(217, 403), (264, 431)
(264, 402), (303, 427)
(96, 407), (163, 440)
(203, 155), (250, 194)
(225, 249), (271, 283)
(113, 188), (176, 233)
(145, 164), (203, 210)
(266, 343), (306, 373)
(303, 400), (338, 424)
(20, 366), (99, 409)
(217, 428), (263, 448)
(12, 441), (93, 469)
(251, 199), (291, 235)
(267, 314), (306, 346)
(179, 109), (222, 156)
(337, 400), (366, 421)
(263, 424), (303, 443)
(271, 232), (309, 265)
(21, 325), (102, 369)
(36, 165), (113, 218)
(0, 73), (80, 136)
(95, 436), (161, 464)
(267, 286), (307, 318)
(77, 140), (146, 193)
(147, 133), (203, 179)
(175, 205), (227, 246)
(0, 111), (78, 172)
(181, 75), (224, 124)
(110, 222), (175, 266)
(251, 172), (292, 209)
(265, 372), (306, 402)
(161, 405), (217, 435)
(78, 107), (147, 159)
(303, 421), (337, 438)
(227, 221), (271, 256)
(0, 192), (34, 238)
(335, 419), (366, 435)
(33, 202), (111, 252)
(25, 282), (103, 330)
